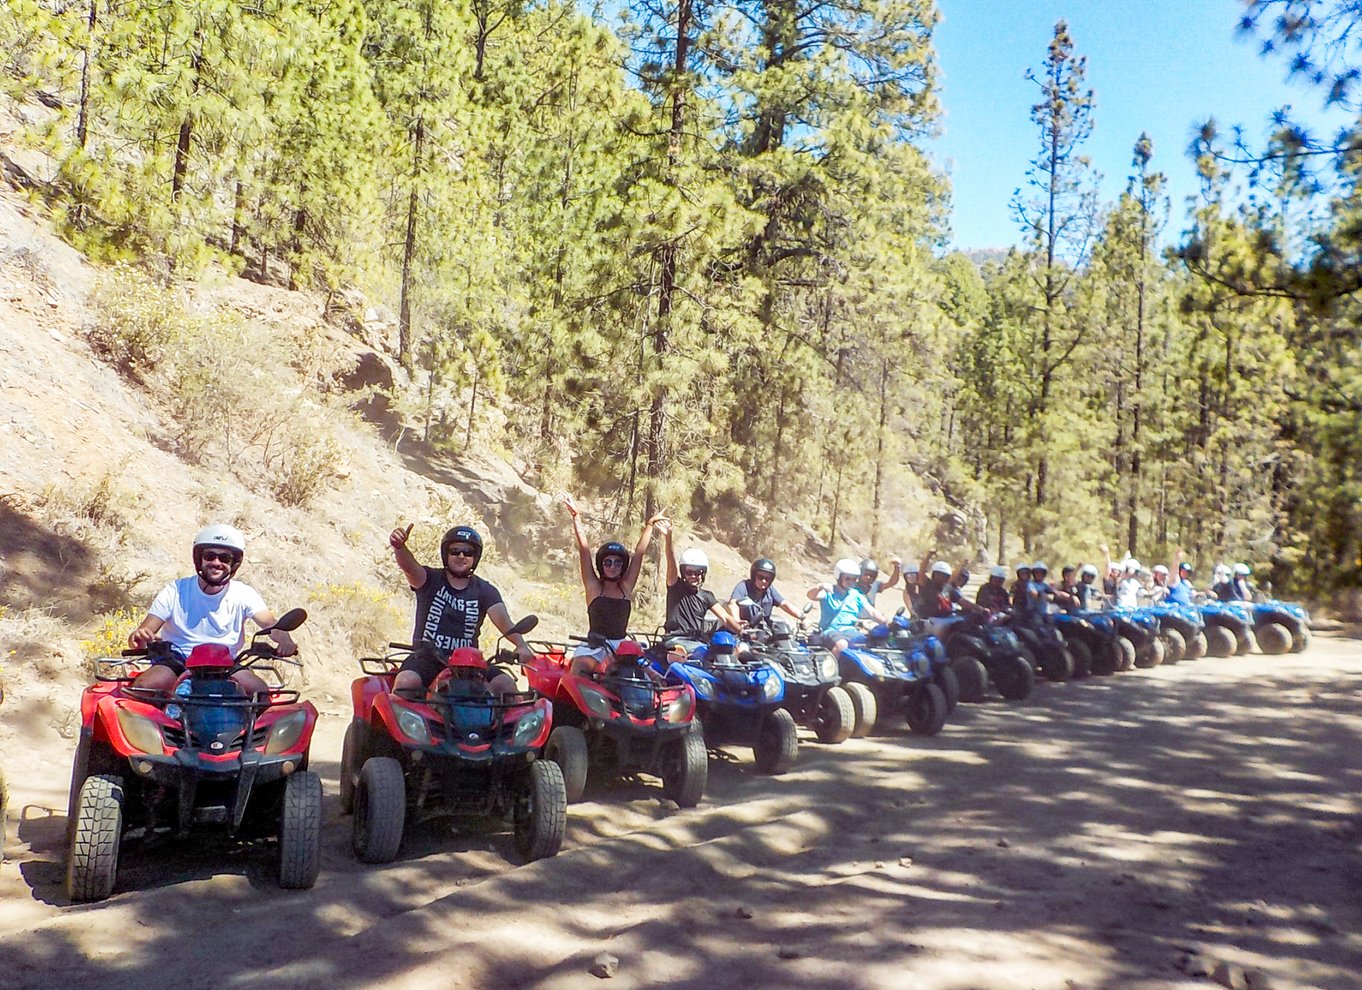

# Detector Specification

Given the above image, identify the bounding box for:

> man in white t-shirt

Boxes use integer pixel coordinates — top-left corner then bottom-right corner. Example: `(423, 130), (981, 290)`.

(127, 524), (295, 695)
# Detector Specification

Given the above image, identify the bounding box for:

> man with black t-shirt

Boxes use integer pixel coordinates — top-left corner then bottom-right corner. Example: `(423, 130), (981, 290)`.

(388, 523), (533, 695)
(661, 525), (741, 641)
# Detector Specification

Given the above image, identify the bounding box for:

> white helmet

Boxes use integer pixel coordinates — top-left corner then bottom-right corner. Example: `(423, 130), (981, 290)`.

(930, 560), (952, 577)
(679, 548), (709, 571)
(1031, 561), (1048, 574)
(193, 523), (245, 555)
(834, 558), (861, 580)
(1153, 564), (1169, 575)
(1080, 563), (1098, 578)
(1213, 563), (1231, 581)
(1123, 558), (1141, 573)
(905, 563), (920, 576)
(989, 565), (1008, 579)
(1233, 562), (1251, 576)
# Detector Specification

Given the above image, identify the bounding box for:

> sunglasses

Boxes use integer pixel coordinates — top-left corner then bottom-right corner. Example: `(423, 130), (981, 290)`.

(200, 549), (237, 564)
(601, 557), (625, 569)
(446, 546), (477, 558)
(680, 567), (705, 579)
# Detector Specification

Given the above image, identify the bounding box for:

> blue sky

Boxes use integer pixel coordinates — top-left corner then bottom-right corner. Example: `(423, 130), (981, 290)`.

(931, 0), (1357, 250)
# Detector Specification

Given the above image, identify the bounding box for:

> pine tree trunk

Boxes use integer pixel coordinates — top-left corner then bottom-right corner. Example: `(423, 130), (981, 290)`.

(76, 0), (97, 149)
(398, 118), (425, 373)
(871, 359), (889, 547)
(172, 116), (192, 200)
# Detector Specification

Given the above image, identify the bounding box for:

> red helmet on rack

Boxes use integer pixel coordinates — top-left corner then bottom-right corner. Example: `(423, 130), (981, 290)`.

(614, 641), (645, 661)
(186, 643), (235, 670)
(447, 646), (489, 671)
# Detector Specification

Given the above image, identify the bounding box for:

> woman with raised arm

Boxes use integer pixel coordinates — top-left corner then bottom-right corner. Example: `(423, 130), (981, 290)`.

(564, 495), (668, 674)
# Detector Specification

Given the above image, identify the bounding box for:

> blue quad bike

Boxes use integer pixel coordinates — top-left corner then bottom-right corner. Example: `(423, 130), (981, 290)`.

(1052, 610), (1123, 677)
(655, 631), (799, 774)
(1221, 598), (1312, 655)
(836, 623), (952, 738)
(741, 618), (855, 745)
(1145, 601), (1207, 663)
(1194, 598), (1255, 658)
(920, 612), (1035, 702)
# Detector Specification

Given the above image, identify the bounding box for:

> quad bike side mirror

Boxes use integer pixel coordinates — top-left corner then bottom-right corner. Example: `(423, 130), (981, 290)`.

(264, 608), (308, 633)
(506, 614), (539, 638)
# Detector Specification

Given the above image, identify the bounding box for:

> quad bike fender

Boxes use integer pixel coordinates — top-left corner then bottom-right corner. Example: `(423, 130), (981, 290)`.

(368, 691), (430, 747)
(352, 674), (394, 720)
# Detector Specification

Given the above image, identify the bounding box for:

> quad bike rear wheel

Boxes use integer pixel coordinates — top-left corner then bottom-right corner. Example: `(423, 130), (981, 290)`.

(843, 682), (878, 737)
(514, 759), (566, 862)
(1040, 645), (1074, 682)
(279, 770), (323, 889)
(1089, 641), (1120, 676)
(1183, 630), (1208, 660)
(993, 655), (1035, 701)
(662, 729), (707, 808)
(1205, 624), (1237, 658)
(813, 686), (854, 744)
(67, 774), (123, 902)
(1161, 628), (1186, 665)
(353, 757), (405, 864)
(1255, 621), (1293, 655)
(1290, 626), (1311, 653)
(545, 725), (590, 803)
(339, 719), (369, 815)
(950, 653), (988, 703)
(905, 682), (948, 736)
(753, 708), (799, 774)
(934, 666), (960, 713)
(1134, 636), (1165, 668)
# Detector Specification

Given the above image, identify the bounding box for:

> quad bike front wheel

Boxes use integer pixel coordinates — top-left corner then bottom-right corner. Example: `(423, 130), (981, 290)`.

(1290, 626), (1311, 653)
(905, 682), (948, 735)
(1255, 621), (1293, 655)
(753, 708), (799, 774)
(1066, 638), (1093, 679)
(993, 655), (1035, 701)
(67, 774), (124, 902)
(813, 686), (854, 744)
(353, 757), (406, 864)
(1134, 636), (1165, 668)
(844, 682), (878, 737)
(1183, 630), (1208, 660)
(279, 770), (323, 889)
(545, 725), (590, 803)
(1117, 637), (1138, 670)
(514, 760), (567, 862)
(934, 666), (960, 713)
(1089, 641), (1120, 676)
(662, 730), (707, 808)
(950, 653), (988, 703)
(339, 719), (369, 815)
(1161, 628), (1186, 664)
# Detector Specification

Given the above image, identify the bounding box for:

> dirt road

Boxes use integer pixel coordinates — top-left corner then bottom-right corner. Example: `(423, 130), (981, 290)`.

(2, 638), (1359, 990)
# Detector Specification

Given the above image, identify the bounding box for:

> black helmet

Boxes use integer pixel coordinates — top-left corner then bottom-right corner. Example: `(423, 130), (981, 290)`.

(859, 558), (879, 577)
(440, 526), (484, 570)
(750, 557), (776, 582)
(595, 541), (630, 578)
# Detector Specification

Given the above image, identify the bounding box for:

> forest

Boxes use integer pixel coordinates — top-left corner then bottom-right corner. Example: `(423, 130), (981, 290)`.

(1, 0), (1359, 598)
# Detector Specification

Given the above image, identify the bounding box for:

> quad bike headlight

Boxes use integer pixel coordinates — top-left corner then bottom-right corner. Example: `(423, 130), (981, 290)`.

(663, 690), (695, 723)
(395, 705), (431, 744)
(512, 708), (546, 747)
(578, 686), (615, 720)
(819, 654), (838, 681)
(690, 676), (715, 701)
(116, 708), (166, 755)
(761, 672), (782, 701)
(264, 710), (310, 755)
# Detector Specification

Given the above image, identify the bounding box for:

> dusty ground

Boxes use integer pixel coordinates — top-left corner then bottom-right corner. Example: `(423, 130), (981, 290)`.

(1, 638), (1359, 990)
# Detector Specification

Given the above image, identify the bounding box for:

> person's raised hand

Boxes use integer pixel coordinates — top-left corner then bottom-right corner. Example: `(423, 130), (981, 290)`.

(390, 524), (414, 551)
(562, 494), (579, 518)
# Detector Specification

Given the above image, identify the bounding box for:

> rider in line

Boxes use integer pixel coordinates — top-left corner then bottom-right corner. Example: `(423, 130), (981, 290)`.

(855, 556), (901, 606)
(662, 527), (742, 642)
(1165, 552), (1196, 605)
(1024, 561), (1062, 621)
(1217, 562), (1255, 601)
(728, 557), (804, 627)
(388, 524), (533, 696)
(128, 524), (295, 697)
(918, 560), (986, 618)
(563, 495), (667, 674)
(901, 561), (923, 616)
(1010, 564), (1032, 610)
(1074, 563), (1103, 611)
(1148, 565), (1171, 603)
(975, 564), (1012, 611)
(808, 558), (890, 654)
(1114, 558), (1143, 608)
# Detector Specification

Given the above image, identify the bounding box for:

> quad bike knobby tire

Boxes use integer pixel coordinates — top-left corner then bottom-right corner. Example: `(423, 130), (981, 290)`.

(1161, 628), (1186, 665)
(905, 682), (949, 736)
(934, 665), (960, 713)
(514, 759), (567, 862)
(67, 774), (124, 902)
(353, 757), (406, 864)
(1117, 637), (1137, 671)
(545, 725), (590, 803)
(279, 770), (323, 889)
(1290, 626), (1311, 654)
(1205, 624), (1237, 658)
(1134, 636), (1165, 668)
(1255, 622), (1293, 655)
(950, 653), (989, 703)
(993, 655), (1035, 701)
(813, 686), (854, 744)
(662, 729), (707, 808)
(339, 719), (370, 815)
(1183, 630), (1208, 660)
(844, 682), (878, 737)
(753, 708), (799, 774)
(1066, 639), (1093, 679)
(1089, 641), (1120, 676)
(1040, 646), (1074, 682)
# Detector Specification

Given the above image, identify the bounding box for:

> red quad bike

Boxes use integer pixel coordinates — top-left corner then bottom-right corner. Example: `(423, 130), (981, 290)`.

(65, 608), (320, 902)
(523, 636), (706, 808)
(341, 615), (566, 865)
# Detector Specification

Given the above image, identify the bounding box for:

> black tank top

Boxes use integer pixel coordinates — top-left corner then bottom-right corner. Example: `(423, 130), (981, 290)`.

(587, 594), (631, 639)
